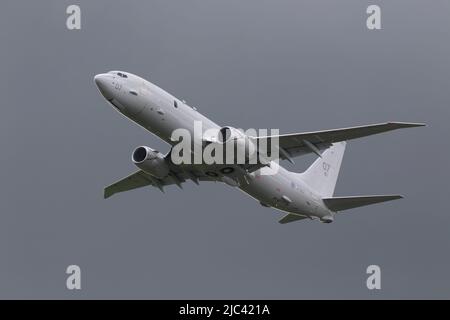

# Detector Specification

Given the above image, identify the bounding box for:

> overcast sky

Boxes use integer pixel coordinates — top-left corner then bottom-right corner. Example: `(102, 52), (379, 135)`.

(1, 0), (449, 299)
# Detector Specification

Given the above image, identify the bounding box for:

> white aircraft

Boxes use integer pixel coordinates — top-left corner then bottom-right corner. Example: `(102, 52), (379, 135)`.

(94, 71), (424, 224)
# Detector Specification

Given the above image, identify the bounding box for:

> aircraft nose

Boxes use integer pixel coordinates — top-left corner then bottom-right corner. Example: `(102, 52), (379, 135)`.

(94, 73), (113, 100)
(94, 74), (104, 86)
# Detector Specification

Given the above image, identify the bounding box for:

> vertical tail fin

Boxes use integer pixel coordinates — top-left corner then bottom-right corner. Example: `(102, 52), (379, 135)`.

(299, 142), (346, 197)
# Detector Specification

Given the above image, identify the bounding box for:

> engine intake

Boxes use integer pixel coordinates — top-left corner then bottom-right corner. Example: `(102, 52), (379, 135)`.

(132, 146), (169, 178)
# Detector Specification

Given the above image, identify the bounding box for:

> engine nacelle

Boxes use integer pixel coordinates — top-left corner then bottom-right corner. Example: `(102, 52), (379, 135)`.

(132, 146), (170, 178)
(319, 215), (334, 223)
(217, 126), (257, 162)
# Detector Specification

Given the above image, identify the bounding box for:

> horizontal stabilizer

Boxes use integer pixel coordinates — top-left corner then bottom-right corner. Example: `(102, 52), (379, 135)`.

(323, 195), (403, 212)
(279, 214), (308, 224)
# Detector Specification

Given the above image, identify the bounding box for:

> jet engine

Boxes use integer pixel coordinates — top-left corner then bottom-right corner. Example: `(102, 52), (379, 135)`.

(132, 146), (170, 178)
(319, 215), (334, 223)
(217, 126), (257, 162)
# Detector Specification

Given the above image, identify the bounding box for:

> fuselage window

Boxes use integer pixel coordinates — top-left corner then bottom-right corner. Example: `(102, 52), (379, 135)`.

(174, 100), (178, 108)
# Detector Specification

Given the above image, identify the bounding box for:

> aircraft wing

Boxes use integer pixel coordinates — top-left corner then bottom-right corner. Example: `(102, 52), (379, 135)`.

(104, 158), (267, 199)
(104, 169), (217, 199)
(254, 122), (425, 162)
(104, 170), (152, 199)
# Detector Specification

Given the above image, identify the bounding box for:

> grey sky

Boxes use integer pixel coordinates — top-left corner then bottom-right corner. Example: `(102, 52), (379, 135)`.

(1, 0), (449, 298)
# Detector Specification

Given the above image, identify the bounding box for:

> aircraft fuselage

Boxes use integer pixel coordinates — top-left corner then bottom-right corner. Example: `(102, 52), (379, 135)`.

(94, 71), (335, 222)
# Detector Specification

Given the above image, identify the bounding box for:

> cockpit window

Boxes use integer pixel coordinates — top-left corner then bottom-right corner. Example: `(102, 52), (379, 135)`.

(117, 72), (128, 78)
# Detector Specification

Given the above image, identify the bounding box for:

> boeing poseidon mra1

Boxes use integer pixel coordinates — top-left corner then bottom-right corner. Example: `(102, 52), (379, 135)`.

(94, 71), (424, 224)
